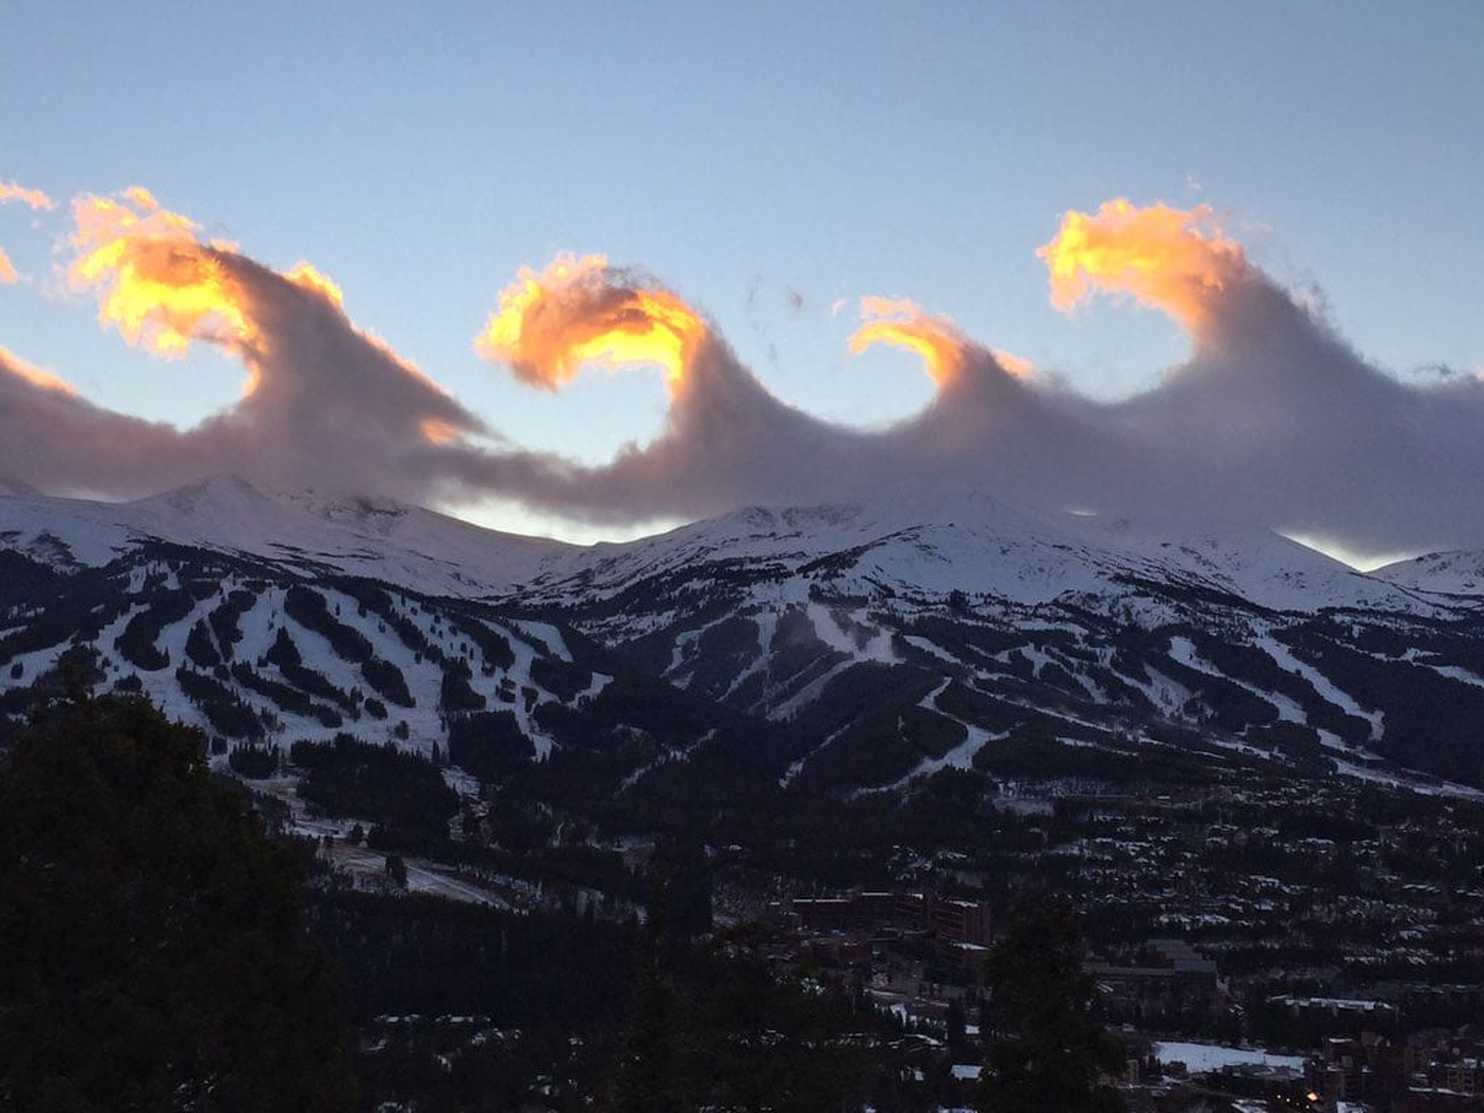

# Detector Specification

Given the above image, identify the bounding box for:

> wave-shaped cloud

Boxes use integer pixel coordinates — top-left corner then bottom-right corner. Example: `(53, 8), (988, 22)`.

(1, 188), (1480, 561)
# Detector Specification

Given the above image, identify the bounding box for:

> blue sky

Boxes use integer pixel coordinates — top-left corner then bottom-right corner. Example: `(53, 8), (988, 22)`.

(2, 0), (1481, 540)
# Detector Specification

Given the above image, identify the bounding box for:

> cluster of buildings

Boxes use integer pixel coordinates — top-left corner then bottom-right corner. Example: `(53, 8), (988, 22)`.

(1301, 1029), (1484, 1112)
(776, 890), (993, 980)
(1113, 1026), (1484, 1112)
(1086, 937), (1221, 1020)
(787, 890), (992, 945)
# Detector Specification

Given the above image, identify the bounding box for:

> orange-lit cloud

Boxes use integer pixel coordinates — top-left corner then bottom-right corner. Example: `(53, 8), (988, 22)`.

(989, 347), (1034, 380)
(847, 296), (973, 384)
(122, 185), (160, 211)
(285, 260), (345, 308)
(0, 181), (54, 211)
(474, 253), (708, 393)
(0, 345), (77, 396)
(5, 184), (1484, 564)
(1037, 198), (1248, 331)
(420, 417), (461, 445)
(0, 248), (16, 285)
(67, 191), (255, 358)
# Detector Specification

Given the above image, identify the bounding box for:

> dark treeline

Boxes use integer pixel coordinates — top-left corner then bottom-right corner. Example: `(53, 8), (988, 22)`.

(0, 688), (1140, 1112)
(292, 733), (459, 837)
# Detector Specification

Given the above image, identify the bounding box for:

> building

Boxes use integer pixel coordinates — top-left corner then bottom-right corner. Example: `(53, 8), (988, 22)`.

(789, 890), (991, 946)
(1084, 938), (1219, 1020)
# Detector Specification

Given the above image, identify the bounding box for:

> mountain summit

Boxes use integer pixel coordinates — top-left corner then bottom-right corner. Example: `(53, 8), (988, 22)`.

(2, 477), (1483, 803)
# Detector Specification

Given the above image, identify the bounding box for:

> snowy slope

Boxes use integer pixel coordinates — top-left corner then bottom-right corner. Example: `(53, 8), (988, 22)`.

(517, 486), (1435, 615)
(0, 475), (574, 594)
(1374, 549), (1484, 597)
(0, 476), (1443, 613)
(4, 475), (1484, 801)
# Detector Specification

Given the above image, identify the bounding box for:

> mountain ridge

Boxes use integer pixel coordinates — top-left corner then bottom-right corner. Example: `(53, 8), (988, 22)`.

(2, 475), (1483, 813)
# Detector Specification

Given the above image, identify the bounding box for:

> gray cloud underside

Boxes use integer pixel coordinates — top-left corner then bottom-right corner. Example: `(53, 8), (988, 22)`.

(3, 253), (1480, 561)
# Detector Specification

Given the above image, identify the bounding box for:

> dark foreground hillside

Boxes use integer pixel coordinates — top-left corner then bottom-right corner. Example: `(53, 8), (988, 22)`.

(4, 694), (1130, 1113)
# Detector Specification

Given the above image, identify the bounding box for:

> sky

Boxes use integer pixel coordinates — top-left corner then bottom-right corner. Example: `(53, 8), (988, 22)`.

(1, 1), (1481, 559)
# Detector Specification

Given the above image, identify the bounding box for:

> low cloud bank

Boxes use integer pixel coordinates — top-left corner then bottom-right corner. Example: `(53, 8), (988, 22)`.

(1, 190), (1479, 561)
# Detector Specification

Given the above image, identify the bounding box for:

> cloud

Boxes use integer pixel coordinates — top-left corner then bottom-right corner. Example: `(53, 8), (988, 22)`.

(454, 214), (1484, 561)
(1037, 198), (1248, 332)
(1036, 199), (1484, 559)
(472, 253), (707, 394)
(0, 181), (54, 211)
(847, 296), (974, 384)
(0, 248), (16, 285)
(0, 346), (76, 395)
(0, 189), (487, 502)
(2, 190), (1482, 564)
(846, 298), (1034, 386)
(451, 257), (1068, 524)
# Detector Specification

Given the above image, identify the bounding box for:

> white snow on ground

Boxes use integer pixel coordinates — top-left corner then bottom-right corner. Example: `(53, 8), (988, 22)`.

(6, 475), (1473, 623)
(1167, 636), (1301, 723)
(778, 757), (807, 788)
(0, 475), (575, 595)
(1330, 758), (1484, 800)
(903, 635), (963, 666)
(125, 594), (223, 729)
(486, 620), (555, 757)
(850, 681), (1005, 792)
(328, 591), (450, 753)
(808, 603), (859, 656)
(1375, 547), (1484, 596)
(664, 613), (751, 683)
(770, 657), (858, 721)
(576, 670), (613, 702)
(910, 680), (1000, 778)
(849, 608), (898, 662)
(509, 620), (571, 662)
(619, 729), (716, 792)
(1257, 634), (1383, 741)
(715, 610), (777, 703)
(1426, 664), (1484, 689)
(1115, 664), (1188, 714)
(1153, 1042), (1305, 1075)
(664, 625), (703, 680)
(250, 777), (514, 908)
(8, 475), (1484, 803)
(234, 585), (284, 663)
(890, 725), (1004, 788)
(806, 603), (899, 665)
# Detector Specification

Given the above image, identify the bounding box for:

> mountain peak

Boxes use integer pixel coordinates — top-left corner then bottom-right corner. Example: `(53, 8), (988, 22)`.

(131, 473), (273, 513)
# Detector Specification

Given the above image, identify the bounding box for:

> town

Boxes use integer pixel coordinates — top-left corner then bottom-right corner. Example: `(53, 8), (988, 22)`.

(297, 759), (1484, 1112)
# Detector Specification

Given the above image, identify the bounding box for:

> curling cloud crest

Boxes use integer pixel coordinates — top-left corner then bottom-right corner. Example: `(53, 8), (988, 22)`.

(0, 188), (1481, 562)
(3, 189), (485, 501)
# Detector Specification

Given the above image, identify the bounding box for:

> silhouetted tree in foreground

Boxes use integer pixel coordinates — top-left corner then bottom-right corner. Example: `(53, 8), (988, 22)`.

(0, 695), (355, 1112)
(609, 957), (685, 1113)
(977, 897), (1127, 1113)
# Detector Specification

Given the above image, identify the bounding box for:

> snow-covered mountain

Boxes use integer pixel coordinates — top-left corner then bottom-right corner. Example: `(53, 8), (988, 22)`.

(0, 475), (574, 594)
(1375, 548), (1484, 597)
(2, 476), (1482, 810)
(516, 488), (1433, 615)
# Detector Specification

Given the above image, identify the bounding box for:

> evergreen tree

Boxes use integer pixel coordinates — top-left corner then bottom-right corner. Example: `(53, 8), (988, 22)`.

(976, 897), (1126, 1113)
(608, 959), (684, 1113)
(647, 835), (713, 942)
(385, 852), (409, 888)
(0, 694), (356, 1112)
